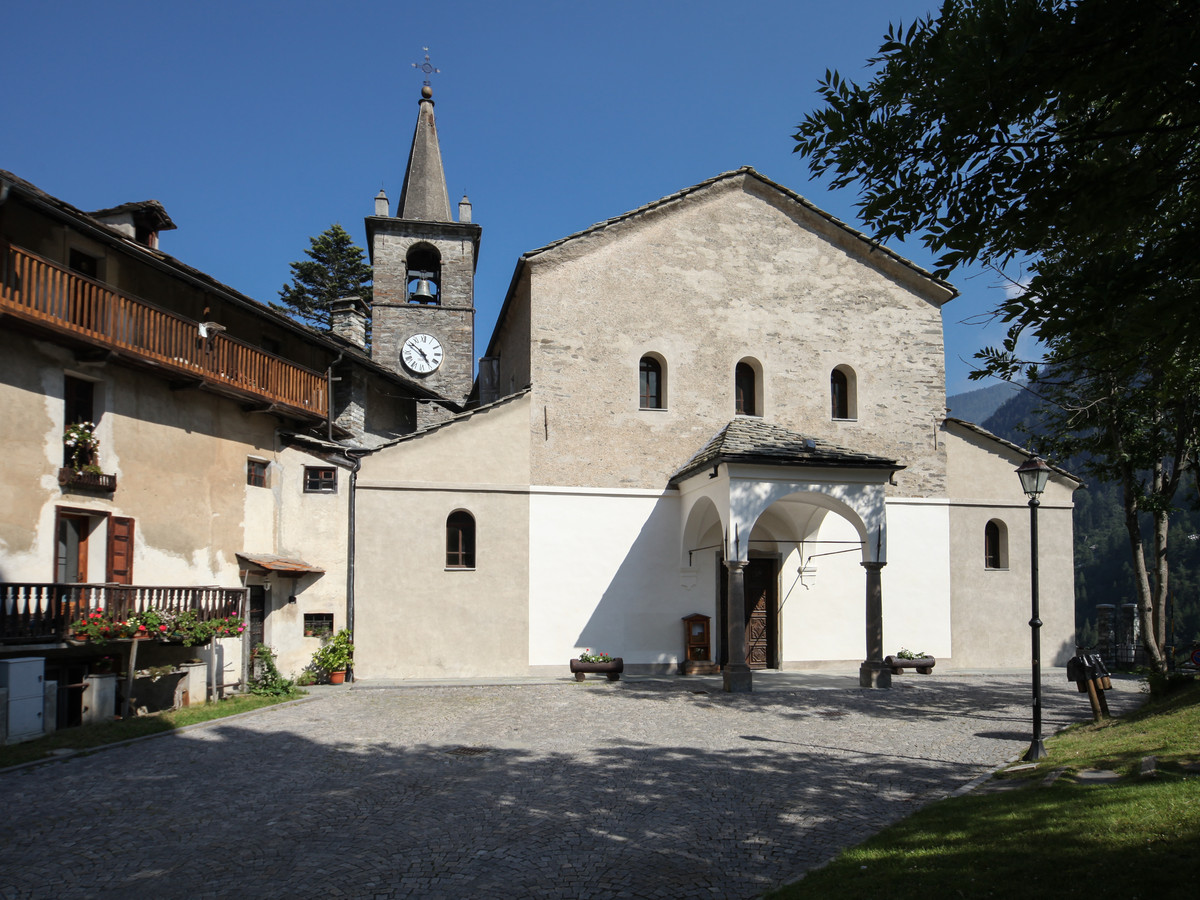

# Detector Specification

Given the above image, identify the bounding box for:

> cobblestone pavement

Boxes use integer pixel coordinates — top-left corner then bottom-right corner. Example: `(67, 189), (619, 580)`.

(0, 672), (1143, 900)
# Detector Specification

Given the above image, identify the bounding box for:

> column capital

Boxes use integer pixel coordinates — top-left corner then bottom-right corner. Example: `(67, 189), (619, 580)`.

(860, 560), (887, 571)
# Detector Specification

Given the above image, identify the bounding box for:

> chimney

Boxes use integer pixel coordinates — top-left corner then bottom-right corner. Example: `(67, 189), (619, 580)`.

(330, 296), (369, 349)
(478, 357), (500, 405)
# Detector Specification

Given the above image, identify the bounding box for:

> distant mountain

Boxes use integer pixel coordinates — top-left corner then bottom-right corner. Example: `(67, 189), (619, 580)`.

(946, 381), (1025, 426)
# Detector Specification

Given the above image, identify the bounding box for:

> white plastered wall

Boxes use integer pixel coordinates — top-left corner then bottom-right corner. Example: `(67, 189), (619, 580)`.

(528, 488), (696, 671)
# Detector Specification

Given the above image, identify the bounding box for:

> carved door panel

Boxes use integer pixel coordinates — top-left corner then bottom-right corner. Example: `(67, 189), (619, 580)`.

(744, 559), (776, 669)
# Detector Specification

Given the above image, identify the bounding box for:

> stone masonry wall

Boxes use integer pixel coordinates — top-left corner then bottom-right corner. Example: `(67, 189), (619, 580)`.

(369, 222), (477, 403)
(522, 175), (951, 497)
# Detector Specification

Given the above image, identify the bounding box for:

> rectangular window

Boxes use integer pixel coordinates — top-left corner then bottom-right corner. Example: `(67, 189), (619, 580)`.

(304, 466), (337, 493)
(63, 375), (97, 468)
(303, 613), (334, 639)
(68, 249), (100, 279)
(247, 459), (268, 488)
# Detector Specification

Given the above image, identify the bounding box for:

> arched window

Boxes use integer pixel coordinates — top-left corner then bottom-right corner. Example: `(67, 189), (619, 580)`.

(735, 361), (758, 416)
(985, 519), (1008, 569)
(831, 365), (857, 420)
(406, 243), (442, 305)
(446, 510), (476, 569)
(639, 355), (665, 409)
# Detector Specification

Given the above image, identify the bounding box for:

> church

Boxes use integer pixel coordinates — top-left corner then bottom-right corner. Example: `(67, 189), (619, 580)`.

(0, 82), (1079, 712)
(348, 83), (1080, 687)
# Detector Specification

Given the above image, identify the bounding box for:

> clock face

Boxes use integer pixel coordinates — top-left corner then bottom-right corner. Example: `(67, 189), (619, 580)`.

(401, 333), (443, 374)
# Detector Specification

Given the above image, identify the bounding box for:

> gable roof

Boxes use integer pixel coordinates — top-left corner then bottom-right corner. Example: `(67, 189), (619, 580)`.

(484, 167), (957, 360)
(670, 418), (904, 484)
(942, 417), (1083, 486)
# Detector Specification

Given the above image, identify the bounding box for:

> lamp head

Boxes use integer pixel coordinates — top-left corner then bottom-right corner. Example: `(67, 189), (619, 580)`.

(1016, 456), (1052, 499)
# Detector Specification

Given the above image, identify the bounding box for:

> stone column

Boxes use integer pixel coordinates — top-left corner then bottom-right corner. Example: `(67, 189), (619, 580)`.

(859, 561), (891, 688)
(723, 560), (753, 693)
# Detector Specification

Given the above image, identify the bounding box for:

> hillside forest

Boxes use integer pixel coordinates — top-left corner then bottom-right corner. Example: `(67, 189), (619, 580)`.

(980, 387), (1200, 658)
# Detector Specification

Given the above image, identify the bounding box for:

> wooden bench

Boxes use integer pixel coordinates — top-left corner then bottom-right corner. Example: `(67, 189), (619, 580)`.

(885, 655), (936, 675)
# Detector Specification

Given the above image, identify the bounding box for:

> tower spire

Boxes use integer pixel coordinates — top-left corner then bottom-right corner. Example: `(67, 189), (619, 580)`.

(397, 52), (452, 222)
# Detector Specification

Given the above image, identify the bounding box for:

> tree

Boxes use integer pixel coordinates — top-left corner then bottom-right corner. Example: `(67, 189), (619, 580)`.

(276, 223), (372, 332)
(793, 0), (1200, 374)
(793, 0), (1200, 672)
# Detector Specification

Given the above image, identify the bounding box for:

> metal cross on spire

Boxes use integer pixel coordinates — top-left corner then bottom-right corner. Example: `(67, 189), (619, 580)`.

(412, 48), (440, 86)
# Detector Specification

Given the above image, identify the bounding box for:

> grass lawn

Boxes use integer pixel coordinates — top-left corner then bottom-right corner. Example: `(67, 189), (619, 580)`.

(0, 690), (306, 770)
(766, 682), (1200, 900)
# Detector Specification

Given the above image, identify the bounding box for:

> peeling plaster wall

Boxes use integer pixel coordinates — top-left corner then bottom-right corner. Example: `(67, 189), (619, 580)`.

(0, 330), (344, 618)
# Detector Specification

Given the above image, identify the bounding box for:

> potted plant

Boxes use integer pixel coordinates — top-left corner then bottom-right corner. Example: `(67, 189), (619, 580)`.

(63, 421), (100, 471)
(311, 628), (353, 684)
(71, 610), (136, 644)
(569, 649), (624, 682)
(885, 647), (937, 675)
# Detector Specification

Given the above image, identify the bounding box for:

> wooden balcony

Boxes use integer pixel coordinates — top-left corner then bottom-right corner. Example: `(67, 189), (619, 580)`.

(0, 245), (327, 420)
(0, 583), (246, 645)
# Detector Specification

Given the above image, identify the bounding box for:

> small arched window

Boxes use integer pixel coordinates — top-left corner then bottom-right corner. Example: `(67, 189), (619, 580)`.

(735, 361), (758, 416)
(640, 355), (665, 409)
(831, 365), (857, 420)
(985, 519), (1008, 569)
(446, 510), (476, 569)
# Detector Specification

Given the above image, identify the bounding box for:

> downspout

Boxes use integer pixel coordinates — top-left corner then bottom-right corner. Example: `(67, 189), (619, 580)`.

(344, 447), (369, 682)
(326, 351), (344, 442)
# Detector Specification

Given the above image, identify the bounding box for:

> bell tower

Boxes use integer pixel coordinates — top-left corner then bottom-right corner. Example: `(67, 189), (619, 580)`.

(367, 75), (481, 414)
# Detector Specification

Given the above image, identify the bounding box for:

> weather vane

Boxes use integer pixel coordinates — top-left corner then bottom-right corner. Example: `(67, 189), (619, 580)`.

(412, 48), (440, 86)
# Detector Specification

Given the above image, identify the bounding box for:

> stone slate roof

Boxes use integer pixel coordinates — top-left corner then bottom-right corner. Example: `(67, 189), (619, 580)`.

(87, 199), (176, 232)
(670, 418), (904, 484)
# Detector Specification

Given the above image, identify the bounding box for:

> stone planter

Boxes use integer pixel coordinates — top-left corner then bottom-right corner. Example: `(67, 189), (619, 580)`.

(885, 655), (936, 675)
(569, 658), (624, 682)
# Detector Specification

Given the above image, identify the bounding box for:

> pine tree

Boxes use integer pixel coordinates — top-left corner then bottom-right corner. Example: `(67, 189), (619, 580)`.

(276, 224), (372, 331)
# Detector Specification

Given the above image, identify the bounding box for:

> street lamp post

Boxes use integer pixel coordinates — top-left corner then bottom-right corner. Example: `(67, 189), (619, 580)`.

(1016, 456), (1052, 761)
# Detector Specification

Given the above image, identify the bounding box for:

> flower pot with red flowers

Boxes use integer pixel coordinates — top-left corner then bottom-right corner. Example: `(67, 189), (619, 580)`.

(570, 650), (624, 682)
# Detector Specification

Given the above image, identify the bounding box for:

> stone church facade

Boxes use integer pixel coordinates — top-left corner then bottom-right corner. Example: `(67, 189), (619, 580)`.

(349, 86), (1080, 685)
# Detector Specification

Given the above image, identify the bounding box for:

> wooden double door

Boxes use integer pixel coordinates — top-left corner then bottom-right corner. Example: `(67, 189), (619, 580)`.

(719, 557), (779, 669)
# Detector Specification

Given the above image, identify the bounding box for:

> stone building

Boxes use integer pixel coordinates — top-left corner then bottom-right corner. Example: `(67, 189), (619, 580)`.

(0, 81), (1081, 712)
(350, 86), (1081, 686)
(0, 166), (452, 724)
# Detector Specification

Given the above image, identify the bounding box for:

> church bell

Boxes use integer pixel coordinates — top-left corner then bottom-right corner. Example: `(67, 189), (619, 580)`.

(411, 278), (435, 303)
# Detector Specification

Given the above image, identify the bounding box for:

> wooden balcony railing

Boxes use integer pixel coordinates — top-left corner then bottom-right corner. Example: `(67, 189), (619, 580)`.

(0, 583), (246, 644)
(0, 245), (327, 419)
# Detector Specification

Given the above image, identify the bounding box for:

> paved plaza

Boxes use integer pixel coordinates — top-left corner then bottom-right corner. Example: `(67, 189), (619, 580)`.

(0, 671), (1142, 899)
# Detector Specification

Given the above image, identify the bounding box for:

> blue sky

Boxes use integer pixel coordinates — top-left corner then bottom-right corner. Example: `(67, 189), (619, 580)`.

(2, 0), (1011, 397)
